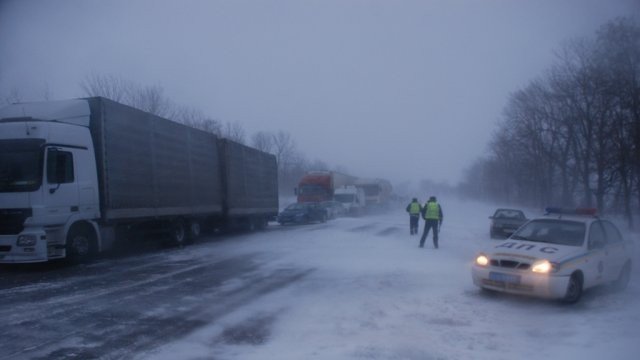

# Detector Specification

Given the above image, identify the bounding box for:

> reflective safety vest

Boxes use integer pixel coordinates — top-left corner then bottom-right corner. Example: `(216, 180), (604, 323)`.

(424, 202), (440, 219)
(409, 202), (421, 215)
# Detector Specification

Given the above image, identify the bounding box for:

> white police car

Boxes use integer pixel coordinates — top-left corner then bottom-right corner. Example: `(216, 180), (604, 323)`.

(471, 208), (633, 303)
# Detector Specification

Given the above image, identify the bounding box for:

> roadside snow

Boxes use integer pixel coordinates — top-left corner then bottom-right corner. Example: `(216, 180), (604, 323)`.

(137, 197), (640, 360)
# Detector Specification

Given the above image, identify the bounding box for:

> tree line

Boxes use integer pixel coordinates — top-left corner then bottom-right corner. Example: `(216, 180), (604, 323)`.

(459, 18), (640, 228)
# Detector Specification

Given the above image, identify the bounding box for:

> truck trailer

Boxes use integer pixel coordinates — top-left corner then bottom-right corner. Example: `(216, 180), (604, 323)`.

(355, 178), (392, 208)
(0, 97), (278, 263)
(296, 171), (356, 203)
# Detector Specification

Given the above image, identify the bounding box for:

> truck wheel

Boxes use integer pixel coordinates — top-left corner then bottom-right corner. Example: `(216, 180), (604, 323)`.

(66, 226), (95, 263)
(562, 272), (583, 304)
(614, 262), (631, 291)
(170, 219), (187, 247)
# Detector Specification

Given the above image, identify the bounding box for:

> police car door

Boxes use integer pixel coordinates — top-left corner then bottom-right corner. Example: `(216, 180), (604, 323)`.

(601, 220), (627, 282)
(585, 221), (607, 287)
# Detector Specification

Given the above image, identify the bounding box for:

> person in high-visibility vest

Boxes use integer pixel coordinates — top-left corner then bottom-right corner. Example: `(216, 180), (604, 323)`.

(405, 198), (422, 235)
(420, 196), (443, 248)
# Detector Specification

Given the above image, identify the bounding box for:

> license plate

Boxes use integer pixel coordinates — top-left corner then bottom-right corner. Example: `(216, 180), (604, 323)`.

(489, 272), (521, 284)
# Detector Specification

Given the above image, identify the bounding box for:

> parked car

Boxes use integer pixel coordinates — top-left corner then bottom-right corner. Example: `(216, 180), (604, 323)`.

(277, 202), (328, 225)
(472, 207), (633, 303)
(320, 200), (346, 219)
(489, 208), (528, 238)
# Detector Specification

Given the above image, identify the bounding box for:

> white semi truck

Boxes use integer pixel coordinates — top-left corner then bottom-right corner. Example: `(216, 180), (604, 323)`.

(333, 185), (366, 216)
(0, 97), (278, 263)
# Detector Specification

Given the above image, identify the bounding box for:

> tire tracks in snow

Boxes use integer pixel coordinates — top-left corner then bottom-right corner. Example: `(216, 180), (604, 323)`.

(0, 253), (313, 360)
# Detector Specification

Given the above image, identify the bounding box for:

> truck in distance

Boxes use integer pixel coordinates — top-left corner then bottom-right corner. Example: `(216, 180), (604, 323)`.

(295, 171), (356, 203)
(333, 185), (366, 216)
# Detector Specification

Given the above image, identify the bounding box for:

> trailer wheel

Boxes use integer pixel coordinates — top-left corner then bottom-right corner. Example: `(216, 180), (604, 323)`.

(187, 220), (201, 243)
(66, 225), (95, 263)
(170, 219), (187, 247)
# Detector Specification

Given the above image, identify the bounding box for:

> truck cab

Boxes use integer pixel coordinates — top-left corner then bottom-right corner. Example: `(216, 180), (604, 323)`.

(333, 185), (365, 216)
(0, 100), (100, 263)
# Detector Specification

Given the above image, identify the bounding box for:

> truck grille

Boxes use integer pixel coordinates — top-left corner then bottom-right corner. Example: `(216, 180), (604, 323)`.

(490, 259), (531, 270)
(0, 208), (32, 235)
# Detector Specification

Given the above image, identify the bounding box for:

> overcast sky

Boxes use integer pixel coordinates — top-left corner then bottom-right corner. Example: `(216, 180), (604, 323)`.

(1, 0), (638, 186)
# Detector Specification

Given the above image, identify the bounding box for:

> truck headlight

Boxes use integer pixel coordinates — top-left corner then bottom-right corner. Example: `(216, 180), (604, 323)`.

(475, 254), (490, 267)
(532, 260), (557, 274)
(17, 234), (38, 247)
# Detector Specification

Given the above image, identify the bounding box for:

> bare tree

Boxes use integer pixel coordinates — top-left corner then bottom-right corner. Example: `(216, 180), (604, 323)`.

(171, 105), (222, 136)
(41, 82), (52, 101)
(3, 86), (22, 105)
(271, 131), (296, 171)
(81, 73), (132, 103)
(80, 74), (172, 117)
(221, 121), (246, 144)
(251, 131), (273, 153)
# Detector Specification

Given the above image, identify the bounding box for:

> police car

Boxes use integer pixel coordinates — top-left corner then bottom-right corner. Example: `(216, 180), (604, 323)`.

(471, 208), (633, 303)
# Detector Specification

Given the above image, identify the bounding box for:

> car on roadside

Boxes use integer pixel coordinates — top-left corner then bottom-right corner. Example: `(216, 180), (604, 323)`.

(489, 208), (528, 238)
(320, 200), (346, 219)
(277, 202), (328, 225)
(472, 208), (633, 303)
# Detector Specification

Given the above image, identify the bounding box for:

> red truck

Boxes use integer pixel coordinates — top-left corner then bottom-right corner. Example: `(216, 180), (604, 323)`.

(296, 171), (356, 203)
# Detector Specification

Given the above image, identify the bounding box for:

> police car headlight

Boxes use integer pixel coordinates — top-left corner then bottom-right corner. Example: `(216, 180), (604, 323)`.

(475, 254), (490, 267)
(17, 234), (38, 247)
(531, 260), (557, 274)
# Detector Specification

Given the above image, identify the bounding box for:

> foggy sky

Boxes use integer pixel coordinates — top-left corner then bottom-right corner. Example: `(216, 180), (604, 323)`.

(1, 0), (638, 186)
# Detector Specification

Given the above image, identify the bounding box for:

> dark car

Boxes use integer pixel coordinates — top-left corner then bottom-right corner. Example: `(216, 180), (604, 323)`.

(320, 200), (346, 219)
(277, 202), (328, 225)
(489, 208), (528, 238)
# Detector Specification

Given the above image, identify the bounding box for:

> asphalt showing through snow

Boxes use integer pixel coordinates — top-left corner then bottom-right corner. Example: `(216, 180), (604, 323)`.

(0, 235), (312, 359)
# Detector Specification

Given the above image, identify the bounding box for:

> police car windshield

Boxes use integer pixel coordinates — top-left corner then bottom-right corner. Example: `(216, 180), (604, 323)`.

(510, 219), (586, 247)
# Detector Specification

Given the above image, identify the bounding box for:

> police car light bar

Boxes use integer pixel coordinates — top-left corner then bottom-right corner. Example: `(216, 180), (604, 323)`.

(544, 207), (597, 216)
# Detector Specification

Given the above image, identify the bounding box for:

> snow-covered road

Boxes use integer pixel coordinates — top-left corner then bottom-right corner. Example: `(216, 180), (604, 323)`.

(1, 196), (638, 359)
(141, 197), (640, 360)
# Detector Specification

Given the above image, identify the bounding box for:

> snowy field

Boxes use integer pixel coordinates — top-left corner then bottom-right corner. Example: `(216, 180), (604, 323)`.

(137, 196), (640, 360)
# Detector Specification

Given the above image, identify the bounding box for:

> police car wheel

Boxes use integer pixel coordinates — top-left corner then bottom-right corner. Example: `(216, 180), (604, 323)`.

(563, 273), (583, 304)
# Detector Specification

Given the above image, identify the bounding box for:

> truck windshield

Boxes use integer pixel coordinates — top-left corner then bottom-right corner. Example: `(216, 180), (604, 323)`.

(334, 194), (355, 203)
(299, 184), (329, 196)
(0, 139), (45, 192)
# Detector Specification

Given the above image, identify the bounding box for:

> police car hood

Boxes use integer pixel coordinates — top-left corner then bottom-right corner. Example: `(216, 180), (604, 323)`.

(485, 240), (584, 262)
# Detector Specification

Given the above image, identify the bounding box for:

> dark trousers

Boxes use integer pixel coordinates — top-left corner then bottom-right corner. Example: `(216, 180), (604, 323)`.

(409, 215), (419, 235)
(420, 219), (439, 248)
